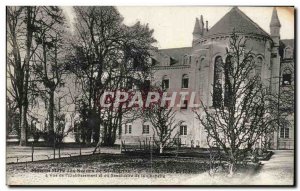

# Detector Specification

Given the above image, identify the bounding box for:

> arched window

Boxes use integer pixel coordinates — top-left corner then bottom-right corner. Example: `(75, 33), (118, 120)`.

(162, 75), (169, 89)
(182, 74), (189, 89)
(224, 56), (233, 107)
(213, 56), (223, 107)
(282, 69), (292, 86)
(256, 57), (263, 77)
(183, 55), (189, 65)
(284, 47), (293, 59)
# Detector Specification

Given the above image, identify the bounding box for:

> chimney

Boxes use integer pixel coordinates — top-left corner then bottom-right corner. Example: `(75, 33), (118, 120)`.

(206, 21), (208, 31)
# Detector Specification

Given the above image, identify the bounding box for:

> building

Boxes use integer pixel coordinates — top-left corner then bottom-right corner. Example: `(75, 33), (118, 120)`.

(120, 7), (294, 149)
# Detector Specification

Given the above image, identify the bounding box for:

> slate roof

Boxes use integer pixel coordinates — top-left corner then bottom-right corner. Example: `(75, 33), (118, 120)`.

(206, 7), (270, 37)
(159, 47), (192, 64)
(281, 39), (294, 49)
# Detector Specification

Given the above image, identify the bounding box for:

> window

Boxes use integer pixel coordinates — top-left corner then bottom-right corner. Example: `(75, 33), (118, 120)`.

(142, 125), (149, 134)
(182, 74), (189, 89)
(213, 56), (223, 108)
(181, 100), (188, 110)
(162, 76), (169, 89)
(280, 127), (289, 138)
(183, 55), (189, 65)
(180, 125), (187, 135)
(128, 125), (132, 134)
(284, 47), (293, 59)
(224, 56), (233, 107)
(125, 124), (132, 134)
(151, 58), (157, 66)
(282, 69), (292, 86)
(256, 57), (263, 77)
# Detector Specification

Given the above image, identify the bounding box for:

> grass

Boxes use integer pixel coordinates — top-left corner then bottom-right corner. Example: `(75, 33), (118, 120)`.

(6, 153), (210, 175)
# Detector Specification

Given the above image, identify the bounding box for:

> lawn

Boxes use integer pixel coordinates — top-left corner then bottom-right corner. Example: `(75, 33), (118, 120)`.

(7, 153), (210, 176)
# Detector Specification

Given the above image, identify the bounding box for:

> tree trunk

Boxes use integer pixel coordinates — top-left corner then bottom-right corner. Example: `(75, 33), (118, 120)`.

(159, 143), (163, 154)
(19, 7), (34, 146)
(48, 90), (55, 132)
(47, 90), (55, 146)
(19, 62), (30, 146)
(228, 162), (235, 177)
(19, 106), (27, 146)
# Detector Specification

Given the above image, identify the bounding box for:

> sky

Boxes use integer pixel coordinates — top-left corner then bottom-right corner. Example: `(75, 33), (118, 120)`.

(62, 6), (294, 49)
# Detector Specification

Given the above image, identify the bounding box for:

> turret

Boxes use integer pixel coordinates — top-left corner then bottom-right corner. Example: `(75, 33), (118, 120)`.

(199, 15), (204, 35)
(193, 15), (205, 41)
(270, 7), (281, 46)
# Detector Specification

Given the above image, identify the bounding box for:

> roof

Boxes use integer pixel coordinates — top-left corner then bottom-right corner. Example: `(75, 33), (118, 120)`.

(270, 7), (281, 27)
(206, 7), (270, 37)
(159, 47), (192, 63)
(193, 18), (201, 34)
(281, 39), (294, 49)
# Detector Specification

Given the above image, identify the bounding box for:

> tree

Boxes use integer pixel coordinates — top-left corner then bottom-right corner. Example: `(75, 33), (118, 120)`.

(7, 6), (44, 145)
(31, 6), (68, 144)
(195, 32), (278, 176)
(67, 6), (156, 145)
(143, 90), (184, 154)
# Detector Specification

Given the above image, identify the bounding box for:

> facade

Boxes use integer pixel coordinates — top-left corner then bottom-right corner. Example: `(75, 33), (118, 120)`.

(120, 7), (294, 149)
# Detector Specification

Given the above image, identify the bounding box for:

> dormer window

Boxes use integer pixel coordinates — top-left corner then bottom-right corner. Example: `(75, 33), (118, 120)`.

(182, 74), (189, 89)
(151, 58), (157, 66)
(284, 47), (293, 59)
(183, 55), (190, 65)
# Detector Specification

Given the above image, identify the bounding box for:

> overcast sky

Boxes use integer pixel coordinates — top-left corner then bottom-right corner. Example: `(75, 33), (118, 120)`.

(62, 6), (294, 49)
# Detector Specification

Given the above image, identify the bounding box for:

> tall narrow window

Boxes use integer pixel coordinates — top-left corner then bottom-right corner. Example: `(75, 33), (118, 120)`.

(182, 74), (189, 89)
(142, 125), (150, 134)
(180, 125), (187, 135)
(128, 125), (132, 134)
(213, 56), (223, 108)
(224, 56), (233, 107)
(162, 75), (169, 89)
(256, 57), (263, 77)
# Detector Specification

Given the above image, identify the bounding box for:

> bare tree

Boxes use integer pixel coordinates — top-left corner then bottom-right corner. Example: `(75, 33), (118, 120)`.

(143, 93), (184, 154)
(194, 32), (279, 176)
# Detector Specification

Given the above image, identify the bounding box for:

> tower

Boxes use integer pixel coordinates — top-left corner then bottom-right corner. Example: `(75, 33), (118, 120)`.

(192, 15), (205, 42)
(270, 7), (281, 46)
(269, 7), (282, 149)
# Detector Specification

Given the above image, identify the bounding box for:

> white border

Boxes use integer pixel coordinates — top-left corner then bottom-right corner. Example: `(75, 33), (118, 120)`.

(1, 0), (297, 190)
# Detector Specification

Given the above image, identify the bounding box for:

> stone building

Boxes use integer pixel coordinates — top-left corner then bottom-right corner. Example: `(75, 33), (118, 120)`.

(120, 7), (294, 149)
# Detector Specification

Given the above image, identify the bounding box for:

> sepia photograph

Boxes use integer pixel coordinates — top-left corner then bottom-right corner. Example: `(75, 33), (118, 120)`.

(5, 5), (295, 186)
